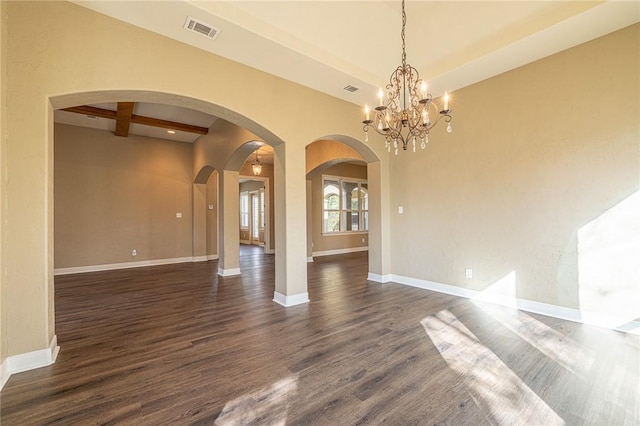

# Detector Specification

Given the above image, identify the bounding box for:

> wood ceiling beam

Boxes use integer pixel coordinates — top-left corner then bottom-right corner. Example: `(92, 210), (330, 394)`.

(130, 115), (208, 135)
(62, 105), (117, 120)
(115, 102), (135, 137)
(61, 105), (209, 135)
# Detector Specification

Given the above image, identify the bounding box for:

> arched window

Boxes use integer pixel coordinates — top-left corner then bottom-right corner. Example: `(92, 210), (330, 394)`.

(323, 180), (340, 232)
(322, 176), (368, 233)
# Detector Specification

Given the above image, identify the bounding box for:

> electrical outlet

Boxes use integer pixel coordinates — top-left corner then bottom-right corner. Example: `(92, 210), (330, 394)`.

(465, 268), (473, 279)
(362, 238), (365, 243)
(132, 249), (137, 256)
(398, 206), (403, 214)
(176, 212), (182, 218)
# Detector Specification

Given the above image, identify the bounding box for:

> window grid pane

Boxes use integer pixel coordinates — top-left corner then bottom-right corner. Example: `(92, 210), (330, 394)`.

(240, 192), (249, 228)
(323, 177), (367, 234)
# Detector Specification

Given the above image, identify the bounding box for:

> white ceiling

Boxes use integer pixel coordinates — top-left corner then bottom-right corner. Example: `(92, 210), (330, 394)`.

(61, 1), (639, 144)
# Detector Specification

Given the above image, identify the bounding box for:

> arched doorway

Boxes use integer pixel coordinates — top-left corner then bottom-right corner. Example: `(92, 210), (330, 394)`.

(305, 137), (384, 282)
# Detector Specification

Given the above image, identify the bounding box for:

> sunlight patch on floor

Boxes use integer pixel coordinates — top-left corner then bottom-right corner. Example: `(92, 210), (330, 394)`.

(472, 301), (594, 376)
(471, 271), (594, 375)
(215, 375), (298, 425)
(422, 310), (564, 425)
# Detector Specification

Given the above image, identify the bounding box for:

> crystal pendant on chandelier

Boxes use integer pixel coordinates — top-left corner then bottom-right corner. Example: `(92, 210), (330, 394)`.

(361, 0), (453, 155)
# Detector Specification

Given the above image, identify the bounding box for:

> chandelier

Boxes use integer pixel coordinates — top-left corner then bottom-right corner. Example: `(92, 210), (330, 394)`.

(363, 0), (452, 155)
(252, 149), (262, 176)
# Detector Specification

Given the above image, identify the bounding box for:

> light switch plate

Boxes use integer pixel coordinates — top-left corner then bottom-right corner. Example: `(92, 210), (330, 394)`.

(176, 212), (182, 218)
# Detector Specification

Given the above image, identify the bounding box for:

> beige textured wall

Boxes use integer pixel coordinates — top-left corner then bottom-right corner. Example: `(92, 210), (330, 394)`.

(389, 24), (639, 309)
(54, 124), (194, 267)
(0, 0), (7, 365)
(311, 163), (368, 254)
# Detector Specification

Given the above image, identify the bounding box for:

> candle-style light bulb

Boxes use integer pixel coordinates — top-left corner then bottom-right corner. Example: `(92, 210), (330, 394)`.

(364, 104), (370, 121)
(444, 92), (449, 111)
(378, 88), (384, 107)
(421, 81), (427, 99)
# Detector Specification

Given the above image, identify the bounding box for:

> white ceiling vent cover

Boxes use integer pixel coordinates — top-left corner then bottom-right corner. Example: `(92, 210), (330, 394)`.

(183, 16), (220, 40)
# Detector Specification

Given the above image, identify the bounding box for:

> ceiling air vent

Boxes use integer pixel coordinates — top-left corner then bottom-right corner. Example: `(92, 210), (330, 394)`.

(343, 85), (359, 93)
(184, 16), (220, 40)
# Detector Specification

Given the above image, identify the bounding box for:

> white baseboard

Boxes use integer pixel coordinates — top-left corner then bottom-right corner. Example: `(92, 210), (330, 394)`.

(207, 254), (219, 260)
(307, 257), (314, 263)
(367, 272), (392, 283)
(273, 291), (310, 307)
(391, 273), (640, 335)
(218, 267), (241, 277)
(265, 248), (275, 255)
(312, 247), (368, 257)
(1, 335), (59, 391)
(54, 256), (206, 275)
(392, 274), (477, 299)
(0, 356), (9, 391)
(240, 239), (251, 244)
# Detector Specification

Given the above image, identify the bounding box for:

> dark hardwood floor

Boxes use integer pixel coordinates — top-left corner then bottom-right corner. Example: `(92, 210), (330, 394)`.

(2, 251), (638, 425)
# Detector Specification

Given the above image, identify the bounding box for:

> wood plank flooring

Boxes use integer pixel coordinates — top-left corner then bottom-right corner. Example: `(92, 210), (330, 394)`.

(2, 249), (638, 425)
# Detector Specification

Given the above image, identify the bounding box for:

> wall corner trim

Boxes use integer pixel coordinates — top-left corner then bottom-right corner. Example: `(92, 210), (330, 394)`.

(367, 272), (392, 283)
(218, 267), (241, 277)
(273, 291), (310, 307)
(0, 357), (9, 391)
(1, 335), (59, 391)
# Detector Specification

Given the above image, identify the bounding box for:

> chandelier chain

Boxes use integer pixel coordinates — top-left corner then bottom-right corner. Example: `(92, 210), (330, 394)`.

(401, 0), (406, 67)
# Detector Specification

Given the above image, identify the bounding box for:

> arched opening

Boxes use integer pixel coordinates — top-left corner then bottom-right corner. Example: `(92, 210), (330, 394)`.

(194, 166), (220, 262)
(49, 91), (386, 326)
(234, 142), (274, 258)
(50, 90), (286, 295)
(305, 137), (383, 285)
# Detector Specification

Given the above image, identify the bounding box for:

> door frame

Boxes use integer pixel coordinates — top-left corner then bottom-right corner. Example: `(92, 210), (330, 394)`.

(239, 175), (270, 253)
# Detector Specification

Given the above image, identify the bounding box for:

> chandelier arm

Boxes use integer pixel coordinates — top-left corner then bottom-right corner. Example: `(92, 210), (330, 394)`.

(424, 111), (452, 132)
(365, 122), (406, 146)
